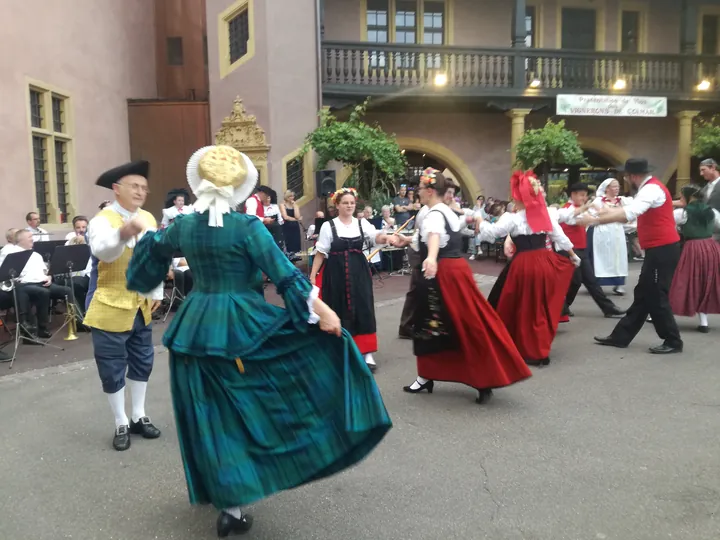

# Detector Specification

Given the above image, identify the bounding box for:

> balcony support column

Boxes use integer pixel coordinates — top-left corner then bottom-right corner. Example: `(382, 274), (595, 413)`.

(675, 110), (701, 193)
(511, 0), (527, 89)
(507, 108), (533, 169)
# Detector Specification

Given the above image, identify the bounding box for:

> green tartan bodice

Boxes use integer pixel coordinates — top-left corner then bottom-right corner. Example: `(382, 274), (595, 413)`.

(127, 211), (314, 359)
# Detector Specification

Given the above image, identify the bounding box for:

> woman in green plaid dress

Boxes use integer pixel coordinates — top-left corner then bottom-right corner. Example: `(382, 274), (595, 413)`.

(126, 146), (392, 538)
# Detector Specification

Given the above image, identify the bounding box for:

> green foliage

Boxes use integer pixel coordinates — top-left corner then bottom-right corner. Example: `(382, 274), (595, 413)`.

(299, 99), (407, 200)
(692, 116), (720, 161)
(514, 120), (587, 184)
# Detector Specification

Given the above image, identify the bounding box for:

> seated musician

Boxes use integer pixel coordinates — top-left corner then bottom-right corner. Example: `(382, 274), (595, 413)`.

(63, 234), (92, 315)
(170, 256), (193, 296)
(14, 230), (70, 340)
(64, 215), (89, 243)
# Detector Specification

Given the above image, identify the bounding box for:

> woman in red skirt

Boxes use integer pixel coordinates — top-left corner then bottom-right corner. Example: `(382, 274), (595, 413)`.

(476, 172), (579, 366)
(393, 169), (531, 404)
(669, 184), (720, 333)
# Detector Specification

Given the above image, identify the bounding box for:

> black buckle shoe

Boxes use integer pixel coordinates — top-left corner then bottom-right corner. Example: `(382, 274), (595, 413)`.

(129, 417), (161, 439)
(649, 344), (682, 355)
(697, 325), (710, 334)
(217, 511), (253, 537)
(113, 425), (131, 451)
(594, 336), (628, 348)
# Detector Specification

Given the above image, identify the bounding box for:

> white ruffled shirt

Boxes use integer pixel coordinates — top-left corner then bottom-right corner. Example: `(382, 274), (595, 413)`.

(478, 208), (574, 252)
(161, 205), (195, 228)
(420, 203), (462, 248)
(315, 217), (383, 256)
(87, 201), (163, 301)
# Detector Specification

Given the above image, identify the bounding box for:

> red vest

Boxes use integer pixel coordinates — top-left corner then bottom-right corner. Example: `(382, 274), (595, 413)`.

(636, 178), (680, 249)
(560, 202), (587, 249)
(245, 194), (265, 218)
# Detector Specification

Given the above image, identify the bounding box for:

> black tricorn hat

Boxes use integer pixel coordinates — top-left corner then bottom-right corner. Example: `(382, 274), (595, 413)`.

(619, 158), (653, 175)
(164, 188), (191, 208)
(96, 160), (149, 190)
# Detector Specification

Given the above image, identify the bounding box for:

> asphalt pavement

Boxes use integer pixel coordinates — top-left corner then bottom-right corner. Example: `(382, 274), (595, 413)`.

(1, 268), (720, 540)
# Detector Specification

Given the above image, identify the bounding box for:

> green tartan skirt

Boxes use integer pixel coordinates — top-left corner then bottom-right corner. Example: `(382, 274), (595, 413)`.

(168, 328), (392, 509)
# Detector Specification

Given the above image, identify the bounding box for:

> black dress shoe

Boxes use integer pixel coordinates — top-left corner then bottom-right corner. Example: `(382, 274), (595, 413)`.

(36, 328), (52, 339)
(697, 325), (710, 334)
(113, 425), (131, 451)
(403, 379), (434, 394)
(604, 307), (626, 319)
(649, 344), (682, 354)
(217, 511), (253, 537)
(475, 388), (493, 404)
(594, 336), (628, 348)
(526, 357), (551, 367)
(129, 417), (161, 439)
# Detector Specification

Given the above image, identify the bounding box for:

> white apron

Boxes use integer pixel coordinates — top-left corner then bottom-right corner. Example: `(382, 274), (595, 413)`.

(591, 197), (628, 278)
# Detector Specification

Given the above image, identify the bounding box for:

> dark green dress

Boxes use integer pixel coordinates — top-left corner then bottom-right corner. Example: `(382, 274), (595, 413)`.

(126, 211), (392, 509)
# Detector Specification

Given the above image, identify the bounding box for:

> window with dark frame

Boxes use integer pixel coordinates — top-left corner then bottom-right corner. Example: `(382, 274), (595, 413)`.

(52, 95), (64, 132)
(702, 15), (719, 55)
(167, 36), (184, 66)
(395, 0), (417, 69)
(286, 158), (305, 200)
(32, 135), (49, 223)
(621, 11), (640, 53)
(54, 140), (69, 223)
(30, 89), (43, 128)
(525, 6), (536, 48)
(423, 1), (444, 69)
(367, 0), (389, 68)
(228, 8), (250, 64)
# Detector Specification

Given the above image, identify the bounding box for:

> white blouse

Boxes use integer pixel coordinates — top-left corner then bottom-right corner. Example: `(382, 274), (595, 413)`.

(420, 203), (462, 249)
(478, 209), (574, 252)
(315, 217), (382, 256)
(674, 207), (720, 228)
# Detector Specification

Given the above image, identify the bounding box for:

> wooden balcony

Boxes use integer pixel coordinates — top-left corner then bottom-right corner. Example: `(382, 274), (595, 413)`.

(321, 41), (720, 103)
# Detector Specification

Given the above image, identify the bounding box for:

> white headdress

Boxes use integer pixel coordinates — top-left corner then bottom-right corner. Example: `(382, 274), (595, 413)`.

(186, 145), (258, 227)
(596, 178), (617, 198)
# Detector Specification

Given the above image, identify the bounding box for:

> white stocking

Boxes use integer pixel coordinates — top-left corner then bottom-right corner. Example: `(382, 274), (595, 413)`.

(364, 353), (376, 366)
(699, 312), (709, 327)
(107, 389), (128, 428)
(224, 507), (243, 519)
(409, 376), (429, 390)
(128, 379), (147, 423)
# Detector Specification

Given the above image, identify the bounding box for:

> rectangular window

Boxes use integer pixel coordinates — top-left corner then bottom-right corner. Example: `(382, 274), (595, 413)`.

(52, 95), (64, 132)
(367, 0), (389, 67)
(525, 6), (536, 48)
(54, 140), (69, 223)
(423, 1), (444, 69)
(702, 15), (719, 55)
(30, 89), (43, 129)
(621, 10), (640, 52)
(28, 85), (73, 224)
(32, 135), (49, 223)
(228, 9), (250, 64)
(395, 0), (417, 44)
(167, 36), (184, 66)
(286, 158), (305, 199)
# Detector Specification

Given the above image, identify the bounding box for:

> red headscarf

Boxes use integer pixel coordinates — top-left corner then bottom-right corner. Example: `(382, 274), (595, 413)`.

(510, 171), (552, 233)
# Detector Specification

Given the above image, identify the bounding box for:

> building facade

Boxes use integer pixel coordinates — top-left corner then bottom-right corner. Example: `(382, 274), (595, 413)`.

(5, 0), (720, 235)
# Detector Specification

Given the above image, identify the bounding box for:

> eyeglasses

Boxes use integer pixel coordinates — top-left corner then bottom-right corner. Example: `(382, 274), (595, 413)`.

(117, 182), (149, 193)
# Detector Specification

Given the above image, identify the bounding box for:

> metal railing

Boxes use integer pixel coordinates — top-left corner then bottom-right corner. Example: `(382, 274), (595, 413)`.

(321, 41), (720, 96)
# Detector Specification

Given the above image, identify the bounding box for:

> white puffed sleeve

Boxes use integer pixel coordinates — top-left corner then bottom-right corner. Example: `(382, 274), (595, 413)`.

(673, 208), (688, 226)
(306, 285), (320, 324)
(548, 214), (574, 252)
(420, 211), (450, 248)
(315, 221), (334, 255)
(477, 212), (515, 243)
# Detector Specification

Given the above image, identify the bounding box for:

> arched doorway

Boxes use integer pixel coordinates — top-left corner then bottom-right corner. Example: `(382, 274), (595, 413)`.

(395, 137), (481, 200)
(400, 150), (470, 199)
(545, 150), (620, 201)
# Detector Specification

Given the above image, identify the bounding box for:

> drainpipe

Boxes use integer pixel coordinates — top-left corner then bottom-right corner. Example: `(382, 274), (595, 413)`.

(314, 0), (324, 122)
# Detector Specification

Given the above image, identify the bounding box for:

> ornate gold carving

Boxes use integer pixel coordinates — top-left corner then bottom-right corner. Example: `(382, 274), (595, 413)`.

(214, 97), (270, 172)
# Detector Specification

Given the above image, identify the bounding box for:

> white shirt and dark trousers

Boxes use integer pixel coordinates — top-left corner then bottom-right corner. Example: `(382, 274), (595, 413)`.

(16, 250), (71, 337)
(596, 176), (683, 353)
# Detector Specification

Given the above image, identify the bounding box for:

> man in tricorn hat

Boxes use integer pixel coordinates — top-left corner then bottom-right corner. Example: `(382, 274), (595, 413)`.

(578, 158), (683, 354)
(85, 161), (164, 450)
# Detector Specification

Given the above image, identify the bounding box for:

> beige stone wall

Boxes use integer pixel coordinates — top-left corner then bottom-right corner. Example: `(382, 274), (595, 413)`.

(0, 0), (156, 235)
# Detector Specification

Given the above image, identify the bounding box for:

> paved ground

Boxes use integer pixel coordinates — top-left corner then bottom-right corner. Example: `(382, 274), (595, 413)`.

(2, 260), (720, 540)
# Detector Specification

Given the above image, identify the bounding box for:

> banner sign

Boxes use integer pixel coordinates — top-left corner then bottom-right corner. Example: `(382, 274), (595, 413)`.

(556, 94), (667, 117)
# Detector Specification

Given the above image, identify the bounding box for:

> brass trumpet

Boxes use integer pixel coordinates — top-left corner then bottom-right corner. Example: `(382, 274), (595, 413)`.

(64, 296), (78, 341)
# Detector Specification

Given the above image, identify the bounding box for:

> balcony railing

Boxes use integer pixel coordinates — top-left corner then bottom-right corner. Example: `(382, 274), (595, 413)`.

(322, 41), (720, 97)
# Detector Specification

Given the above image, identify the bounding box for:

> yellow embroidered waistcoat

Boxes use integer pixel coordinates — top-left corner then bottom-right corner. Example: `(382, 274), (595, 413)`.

(83, 208), (157, 333)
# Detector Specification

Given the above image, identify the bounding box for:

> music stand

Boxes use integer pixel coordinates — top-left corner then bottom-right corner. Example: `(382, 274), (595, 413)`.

(47, 244), (90, 339)
(33, 240), (66, 263)
(0, 250), (63, 368)
(314, 217), (327, 234)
